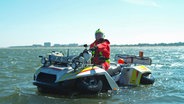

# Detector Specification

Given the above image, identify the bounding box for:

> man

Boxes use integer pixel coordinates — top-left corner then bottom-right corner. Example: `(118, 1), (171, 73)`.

(90, 29), (110, 71)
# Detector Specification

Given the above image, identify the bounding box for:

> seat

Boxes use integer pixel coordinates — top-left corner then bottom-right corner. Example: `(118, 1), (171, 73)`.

(107, 65), (121, 76)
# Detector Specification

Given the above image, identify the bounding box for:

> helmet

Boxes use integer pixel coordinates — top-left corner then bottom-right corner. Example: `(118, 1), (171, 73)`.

(95, 28), (104, 35)
(95, 28), (104, 40)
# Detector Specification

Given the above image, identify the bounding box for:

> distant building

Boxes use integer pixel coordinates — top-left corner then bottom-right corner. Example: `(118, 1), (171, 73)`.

(68, 43), (78, 47)
(44, 42), (51, 47)
(53, 44), (61, 47)
(32, 44), (42, 47)
(60, 43), (79, 47)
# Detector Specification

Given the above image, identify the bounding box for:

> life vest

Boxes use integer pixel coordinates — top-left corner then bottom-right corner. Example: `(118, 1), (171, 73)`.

(90, 39), (110, 70)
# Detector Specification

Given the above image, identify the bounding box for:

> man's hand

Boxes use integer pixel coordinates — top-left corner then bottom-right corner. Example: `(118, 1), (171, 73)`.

(90, 46), (98, 51)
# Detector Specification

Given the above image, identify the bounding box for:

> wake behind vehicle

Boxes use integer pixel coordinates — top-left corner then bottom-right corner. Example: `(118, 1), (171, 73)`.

(33, 45), (154, 94)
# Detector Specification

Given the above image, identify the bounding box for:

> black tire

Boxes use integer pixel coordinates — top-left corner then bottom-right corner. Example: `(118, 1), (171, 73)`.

(37, 86), (48, 93)
(77, 77), (103, 94)
(140, 73), (155, 85)
(37, 86), (57, 94)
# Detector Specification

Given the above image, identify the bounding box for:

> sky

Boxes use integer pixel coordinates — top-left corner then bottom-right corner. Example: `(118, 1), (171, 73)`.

(0, 0), (184, 47)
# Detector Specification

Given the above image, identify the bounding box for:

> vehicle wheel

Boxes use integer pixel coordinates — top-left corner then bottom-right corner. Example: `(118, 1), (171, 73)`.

(140, 73), (155, 85)
(77, 77), (103, 94)
(37, 86), (43, 92)
(37, 86), (49, 93)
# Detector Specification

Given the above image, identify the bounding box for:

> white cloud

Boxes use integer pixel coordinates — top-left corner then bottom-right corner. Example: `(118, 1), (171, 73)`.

(122, 0), (160, 7)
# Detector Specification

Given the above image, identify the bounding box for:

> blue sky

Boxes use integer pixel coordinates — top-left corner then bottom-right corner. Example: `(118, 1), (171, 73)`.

(0, 0), (184, 47)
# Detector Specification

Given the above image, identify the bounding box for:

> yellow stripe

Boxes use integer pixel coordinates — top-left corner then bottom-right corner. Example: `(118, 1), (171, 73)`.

(80, 66), (98, 73)
(99, 52), (103, 56)
(105, 59), (110, 63)
(136, 65), (148, 71)
(130, 70), (137, 84)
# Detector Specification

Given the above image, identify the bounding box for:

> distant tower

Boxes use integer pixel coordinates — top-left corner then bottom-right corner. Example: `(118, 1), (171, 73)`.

(44, 42), (51, 47)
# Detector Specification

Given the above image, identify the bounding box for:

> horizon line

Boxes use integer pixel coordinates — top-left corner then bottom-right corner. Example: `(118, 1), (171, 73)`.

(3, 41), (184, 48)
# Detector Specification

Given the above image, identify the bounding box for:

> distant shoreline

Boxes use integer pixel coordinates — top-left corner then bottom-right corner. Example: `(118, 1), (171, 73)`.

(5, 42), (184, 48)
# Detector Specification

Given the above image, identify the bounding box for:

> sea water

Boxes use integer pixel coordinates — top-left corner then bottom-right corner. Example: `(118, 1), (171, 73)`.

(0, 46), (184, 104)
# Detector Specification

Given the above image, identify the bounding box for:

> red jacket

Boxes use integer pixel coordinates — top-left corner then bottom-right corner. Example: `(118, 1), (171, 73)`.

(90, 39), (110, 70)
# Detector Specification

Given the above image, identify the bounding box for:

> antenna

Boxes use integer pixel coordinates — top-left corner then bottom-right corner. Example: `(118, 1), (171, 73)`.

(67, 49), (69, 57)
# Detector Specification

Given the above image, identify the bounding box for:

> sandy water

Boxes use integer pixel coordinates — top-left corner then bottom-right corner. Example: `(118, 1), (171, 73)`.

(0, 46), (184, 104)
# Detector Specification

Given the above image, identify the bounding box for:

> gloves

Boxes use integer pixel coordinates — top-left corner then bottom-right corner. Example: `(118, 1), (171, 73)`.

(90, 46), (98, 51)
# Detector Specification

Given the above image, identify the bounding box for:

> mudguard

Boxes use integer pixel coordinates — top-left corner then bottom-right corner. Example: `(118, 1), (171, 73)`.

(56, 66), (119, 91)
(119, 65), (153, 86)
